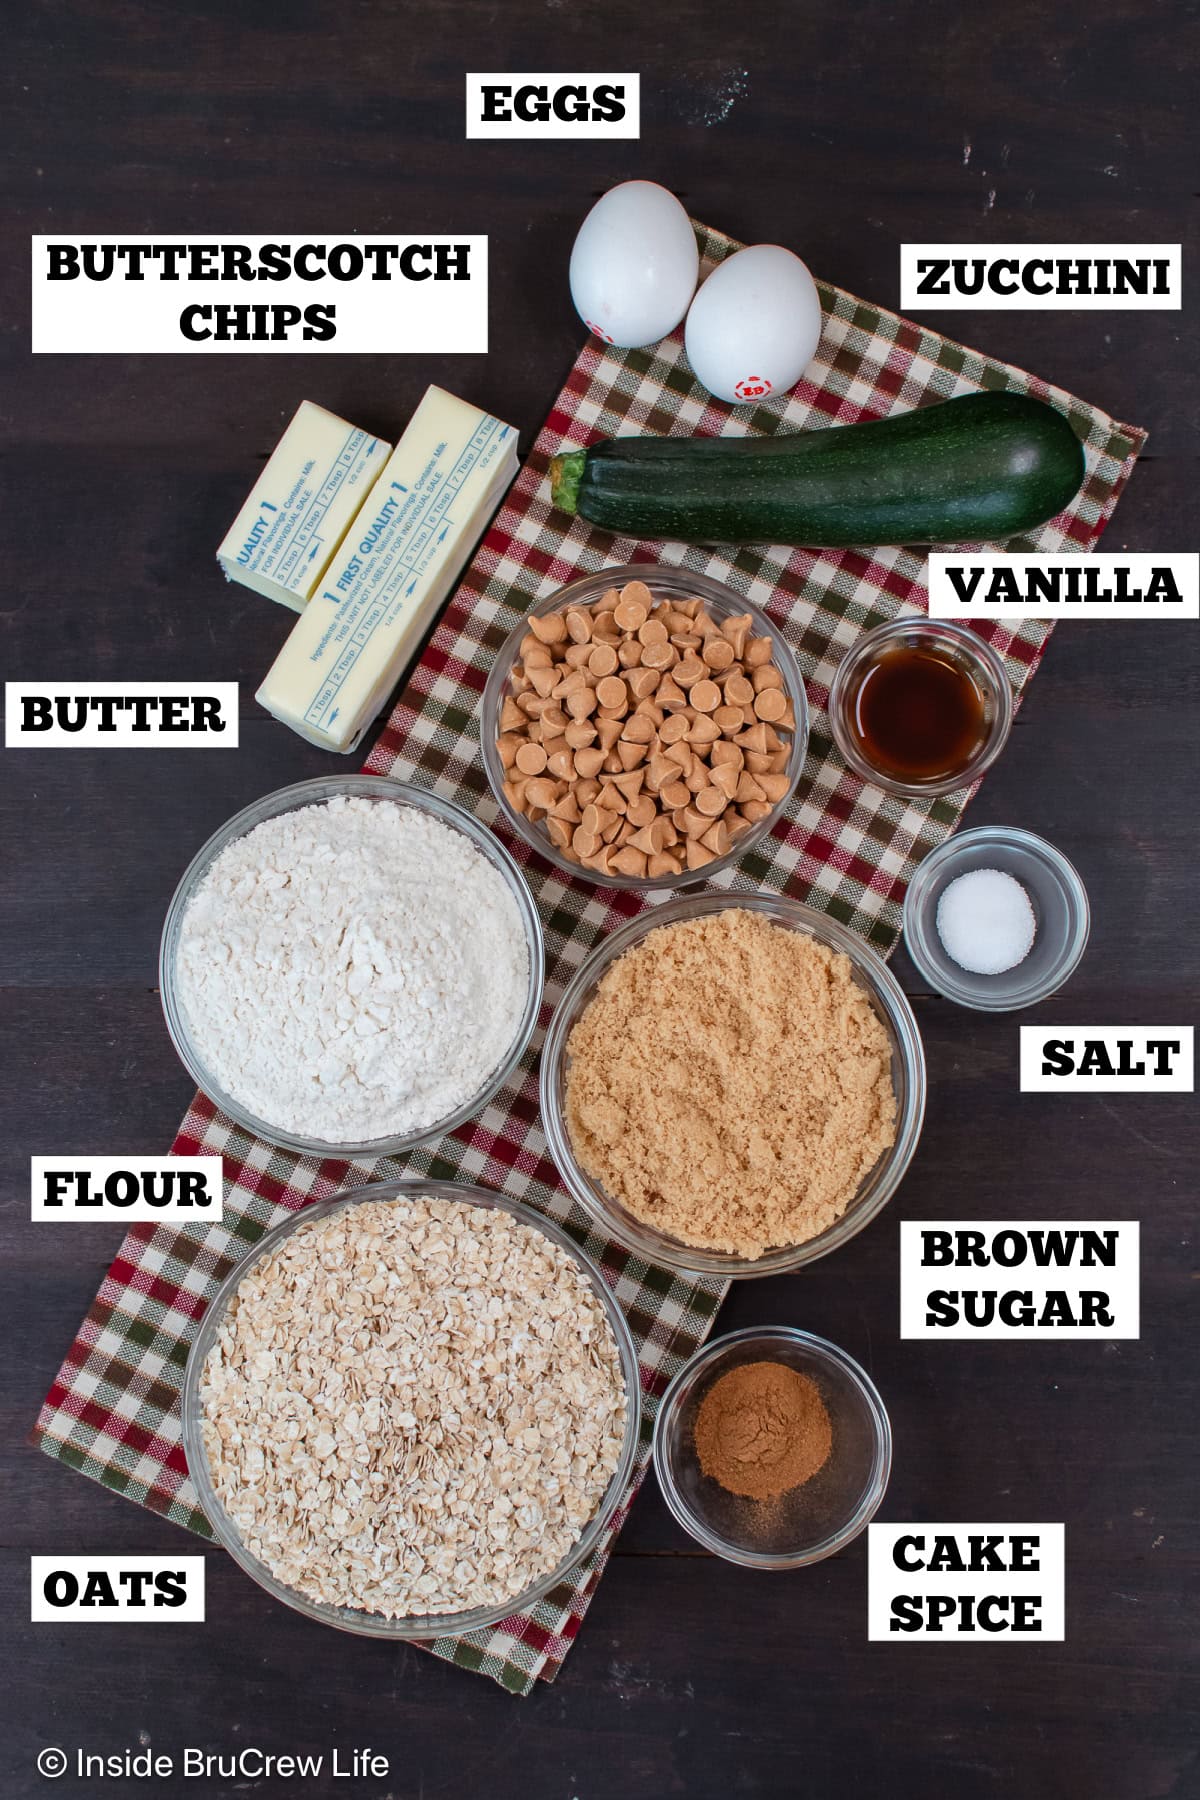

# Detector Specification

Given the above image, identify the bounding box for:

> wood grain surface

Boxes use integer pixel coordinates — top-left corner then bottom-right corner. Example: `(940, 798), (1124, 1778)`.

(2, 2), (1196, 1796)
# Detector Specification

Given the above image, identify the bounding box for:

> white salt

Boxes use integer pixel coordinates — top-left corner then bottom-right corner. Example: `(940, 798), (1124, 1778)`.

(936, 867), (1036, 976)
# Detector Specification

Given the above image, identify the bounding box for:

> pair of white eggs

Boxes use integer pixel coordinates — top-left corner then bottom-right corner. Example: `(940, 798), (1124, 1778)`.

(569, 180), (823, 405)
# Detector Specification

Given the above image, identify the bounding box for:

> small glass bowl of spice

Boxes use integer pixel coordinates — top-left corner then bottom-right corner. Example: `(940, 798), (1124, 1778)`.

(902, 825), (1090, 1011)
(653, 1327), (891, 1568)
(828, 616), (1013, 797)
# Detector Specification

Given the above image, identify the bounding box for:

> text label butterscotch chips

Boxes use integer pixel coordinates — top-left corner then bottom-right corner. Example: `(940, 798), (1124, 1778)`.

(497, 582), (797, 879)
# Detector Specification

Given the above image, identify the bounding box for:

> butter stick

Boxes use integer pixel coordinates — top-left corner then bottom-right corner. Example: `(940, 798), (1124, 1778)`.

(217, 401), (392, 613)
(256, 387), (518, 753)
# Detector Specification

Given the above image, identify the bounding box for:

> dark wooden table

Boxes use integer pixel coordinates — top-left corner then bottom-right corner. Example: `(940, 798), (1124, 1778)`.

(3, 3), (1196, 1796)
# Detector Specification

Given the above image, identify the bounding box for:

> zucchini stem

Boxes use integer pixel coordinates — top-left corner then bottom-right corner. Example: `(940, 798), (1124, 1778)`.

(549, 449), (585, 515)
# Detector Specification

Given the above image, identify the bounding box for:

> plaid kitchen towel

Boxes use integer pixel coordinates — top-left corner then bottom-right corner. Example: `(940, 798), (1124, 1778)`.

(34, 221), (1145, 1695)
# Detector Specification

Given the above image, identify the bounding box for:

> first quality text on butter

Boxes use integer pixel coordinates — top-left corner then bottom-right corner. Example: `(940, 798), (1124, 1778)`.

(217, 401), (391, 612)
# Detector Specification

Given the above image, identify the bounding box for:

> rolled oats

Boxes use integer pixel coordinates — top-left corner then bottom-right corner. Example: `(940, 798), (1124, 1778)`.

(198, 1195), (629, 1618)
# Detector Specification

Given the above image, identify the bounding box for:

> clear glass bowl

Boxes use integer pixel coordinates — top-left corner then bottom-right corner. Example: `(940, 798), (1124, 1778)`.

(828, 616), (1014, 798)
(159, 774), (545, 1156)
(902, 825), (1090, 1011)
(480, 563), (810, 890)
(540, 892), (926, 1277)
(181, 1177), (642, 1639)
(653, 1327), (891, 1568)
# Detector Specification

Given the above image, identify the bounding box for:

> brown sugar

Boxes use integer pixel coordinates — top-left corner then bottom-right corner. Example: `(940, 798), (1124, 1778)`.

(563, 908), (897, 1259)
(694, 1361), (832, 1501)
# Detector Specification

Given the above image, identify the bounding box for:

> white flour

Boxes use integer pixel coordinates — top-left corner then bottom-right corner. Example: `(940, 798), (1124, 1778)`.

(175, 795), (530, 1142)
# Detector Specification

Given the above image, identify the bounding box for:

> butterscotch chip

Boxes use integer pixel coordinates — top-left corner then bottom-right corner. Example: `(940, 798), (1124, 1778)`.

(752, 663), (784, 694)
(596, 717), (624, 752)
(688, 714), (721, 746)
(573, 828), (600, 859)
(710, 740), (743, 769)
(596, 675), (628, 711)
(626, 794), (657, 828)
(626, 666), (661, 701)
(745, 635), (775, 666)
(690, 679), (721, 713)
(713, 704), (745, 735)
(702, 636), (735, 671)
(694, 785), (728, 818)
(574, 747), (606, 779)
(529, 612), (567, 644)
(700, 820), (731, 857)
(723, 673), (754, 708)
(710, 761), (741, 800)
(640, 640), (676, 672)
(617, 639), (643, 669)
(565, 608), (593, 644)
(756, 772), (792, 803)
(638, 617), (669, 646)
(661, 779), (691, 811)
(674, 656), (706, 689)
(515, 741), (548, 775)
(754, 687), (788, 723)
(619, 712), (656, 745)
(564, 721), (596, 750)
(685, 839), (716, 871)
(721, 615), (751, 657)
(613, 593), (649, 632)
(588, 642), (619, 678)
(595, 587), (621, 613)
(567, 688), (599, 721)
(547, 748), (576, 780)
(564, 911), (897, 1258)
(524, 777), (561, 811)
(617, 741), (647, 772)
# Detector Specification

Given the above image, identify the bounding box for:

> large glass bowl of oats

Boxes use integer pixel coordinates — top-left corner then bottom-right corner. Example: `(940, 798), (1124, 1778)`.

(181, 1179), (641, 1638)
(540, 892), (926, 1279)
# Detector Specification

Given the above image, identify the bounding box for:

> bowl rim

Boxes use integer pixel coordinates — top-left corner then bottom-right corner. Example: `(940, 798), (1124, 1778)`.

(479, 561), (810, 890)
(651, 1325), (893, 1568)
(158, 773), (545, 1156)
(828, 615), (1014, 798)
(901, 824), (1091, 1012)
(539, 890), (926, 1278)
(180, 1177), (643, 1639)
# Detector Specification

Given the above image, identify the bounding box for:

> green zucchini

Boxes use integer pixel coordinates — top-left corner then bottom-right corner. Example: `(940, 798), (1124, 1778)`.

(549, 392), (1085, 546)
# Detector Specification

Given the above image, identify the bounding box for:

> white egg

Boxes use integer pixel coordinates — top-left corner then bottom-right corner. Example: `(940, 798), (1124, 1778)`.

(569, 180), (699, 349)
(684, 244), (824, 404)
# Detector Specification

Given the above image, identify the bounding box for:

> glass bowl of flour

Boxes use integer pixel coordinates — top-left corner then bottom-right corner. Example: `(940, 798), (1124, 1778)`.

(160, 776), (544, 1155)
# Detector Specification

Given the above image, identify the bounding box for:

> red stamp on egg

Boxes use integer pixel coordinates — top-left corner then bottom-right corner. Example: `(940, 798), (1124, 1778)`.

(734, 376), (773, 400)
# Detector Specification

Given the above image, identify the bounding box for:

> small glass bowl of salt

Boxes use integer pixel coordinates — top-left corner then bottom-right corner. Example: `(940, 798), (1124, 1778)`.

(902, 826), (1090, 1011)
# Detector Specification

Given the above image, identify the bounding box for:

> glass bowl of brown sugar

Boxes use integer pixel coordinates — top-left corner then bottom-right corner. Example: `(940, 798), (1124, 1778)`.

(652, 1327), (891, 1568)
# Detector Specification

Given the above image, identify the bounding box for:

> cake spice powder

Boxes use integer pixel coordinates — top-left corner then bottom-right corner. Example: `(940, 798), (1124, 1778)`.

(694, 1360), (832, 1502)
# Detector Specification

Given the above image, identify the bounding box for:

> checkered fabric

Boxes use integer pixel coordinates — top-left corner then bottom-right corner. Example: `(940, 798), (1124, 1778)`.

(33, 221), (1145, 1694)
